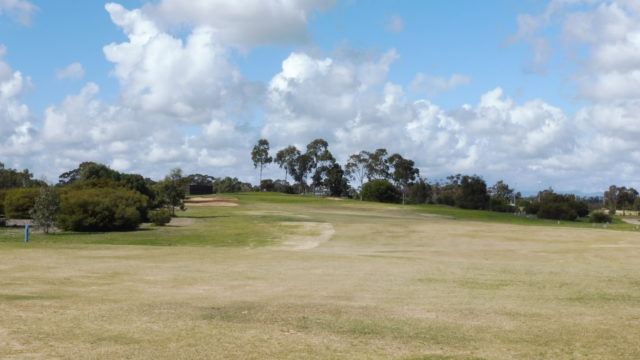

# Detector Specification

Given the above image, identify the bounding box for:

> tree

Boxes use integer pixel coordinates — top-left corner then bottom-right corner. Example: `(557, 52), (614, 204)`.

(456, 175), (489, 210)
(275, 146), (301, 183)
(345, 152), (370, 199)
(251, 139), (273, 184)
(30, 186), (60, 234)
(155, 168), (186, 216)
(324, 163), (349, 197)
(366, 149), (390, 180)
(306, 139), (336, 192)
(488, 180), (519, 212)
(388, 153), (419, 205)
(185, 174), (215, 186)
(407, 178), (431, 205)
(0, 163), (43, 190)
(289, 153), (314, 193)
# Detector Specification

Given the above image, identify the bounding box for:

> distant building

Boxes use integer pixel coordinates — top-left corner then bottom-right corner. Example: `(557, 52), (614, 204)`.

(186, 184), (214, 195)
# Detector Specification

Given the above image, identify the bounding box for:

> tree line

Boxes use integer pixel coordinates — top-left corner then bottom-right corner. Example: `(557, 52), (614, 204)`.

(0, 144), (625, 234)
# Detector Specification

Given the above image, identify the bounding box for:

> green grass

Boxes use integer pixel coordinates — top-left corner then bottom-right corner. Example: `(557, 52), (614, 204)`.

(412, 203), (636, 231)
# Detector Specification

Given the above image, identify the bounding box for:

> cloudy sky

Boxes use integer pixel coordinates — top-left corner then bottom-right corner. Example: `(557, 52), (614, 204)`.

(1, 0), (639, 194)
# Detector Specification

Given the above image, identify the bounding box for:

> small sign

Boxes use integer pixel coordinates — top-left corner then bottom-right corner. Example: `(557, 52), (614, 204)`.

(24, 224), (29, 243)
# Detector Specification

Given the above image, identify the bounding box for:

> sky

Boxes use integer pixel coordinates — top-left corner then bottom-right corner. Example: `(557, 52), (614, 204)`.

(1, 0), (639, 194)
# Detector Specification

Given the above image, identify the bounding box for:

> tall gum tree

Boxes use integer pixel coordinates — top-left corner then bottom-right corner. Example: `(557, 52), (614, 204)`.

(251, 139), (273, 184)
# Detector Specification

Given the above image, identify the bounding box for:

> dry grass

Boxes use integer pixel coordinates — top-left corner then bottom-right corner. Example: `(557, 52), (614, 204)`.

(1, 194), (639, 359)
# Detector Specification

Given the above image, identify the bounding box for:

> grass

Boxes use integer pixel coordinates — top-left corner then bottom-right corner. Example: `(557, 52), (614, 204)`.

(1, 192), (639, 359)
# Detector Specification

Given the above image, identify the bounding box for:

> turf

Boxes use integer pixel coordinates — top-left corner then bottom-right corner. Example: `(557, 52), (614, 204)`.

(1, 192), (639, 359)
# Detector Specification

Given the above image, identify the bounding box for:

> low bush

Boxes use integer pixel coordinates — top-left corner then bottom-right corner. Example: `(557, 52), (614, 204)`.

(361, 180), (401, 204)
(149, 208), (172, 226)
(0, 190), (6, 216)
(4, 187), (40, 219)
(589, 211), (612, 223)
(56, 187), (148, 232)
(538, 201), (578, 221)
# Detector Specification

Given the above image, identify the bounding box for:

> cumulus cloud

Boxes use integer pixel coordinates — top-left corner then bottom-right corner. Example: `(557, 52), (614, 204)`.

(386, 14), (405, 33)
(410, 73), (471, 97)
(55, 62), (85, 80)
(103, 3), (260, 124)
(0, 0), (37, 25)
(262, 50), (578, 188)
(0, 45), (37, 157)
(141, 0), (335, 46)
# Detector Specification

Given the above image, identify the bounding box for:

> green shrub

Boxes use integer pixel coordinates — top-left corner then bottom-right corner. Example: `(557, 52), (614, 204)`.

(407, 180), (431, 205)
(0, 190), (6, 216)
(361, 180), (401, 204)
(537, 202), (578, 221)
(589, 211), (612, 223)
(4, 187), (40, 219)
(56, 188), (148, 232)
(149, 209), (172, 226)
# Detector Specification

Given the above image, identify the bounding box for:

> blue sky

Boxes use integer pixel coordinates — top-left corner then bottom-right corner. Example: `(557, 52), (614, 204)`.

(1, 0), (639, 194)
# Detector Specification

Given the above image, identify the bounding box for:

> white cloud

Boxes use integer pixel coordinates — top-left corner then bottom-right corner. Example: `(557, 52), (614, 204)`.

(0, 0), (37, 25)
(55, 62), (85, 80)
(0, 45), (37, 157)
(410, 73), (471, 96)
(103, 3), (259, 124)
(141, 0), (335, 47)
(386, 14), (405, 33)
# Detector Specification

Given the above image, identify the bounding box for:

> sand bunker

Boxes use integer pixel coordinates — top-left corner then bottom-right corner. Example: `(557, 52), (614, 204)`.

(185, 196), (239, 207)
(278, 222), (335, 250)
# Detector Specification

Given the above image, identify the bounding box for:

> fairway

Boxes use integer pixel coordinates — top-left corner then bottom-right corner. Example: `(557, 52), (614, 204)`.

(1, 193), (639, 359)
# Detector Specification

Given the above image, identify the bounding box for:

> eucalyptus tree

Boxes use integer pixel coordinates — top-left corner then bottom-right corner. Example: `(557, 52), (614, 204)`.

(366, 148), (390, 180)
(251, 139), (273, 184)
(275, 145), (300, 183)
(345, 151), (369, 200)
(306, 138), (336, 192)
(388, 153), (419, 205)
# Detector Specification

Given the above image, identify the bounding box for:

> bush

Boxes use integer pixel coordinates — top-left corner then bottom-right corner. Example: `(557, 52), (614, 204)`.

(4, 187), (40, 219)
(489, 197), (515, 213)
(589, 211), (612, 223)
(56, 188), (148, 232)
(523, 200), (540, 215)
(535, 191), (589, 221)
(537, 202), (578, 221)
(407, 181), (431, 205)
(361, 180), (401, 204)
(0, 190), (6, 216)
(260, 179), (275, 192)
(149, 209), (172, 226)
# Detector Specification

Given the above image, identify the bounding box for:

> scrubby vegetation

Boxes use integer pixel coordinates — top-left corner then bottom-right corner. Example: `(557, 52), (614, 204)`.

(589, 211), (612, 223)
(149, 208), (172, 226)
(3, 188), (39, 219)
(56, 187), (148, 232)
(361, 179), (402, 203)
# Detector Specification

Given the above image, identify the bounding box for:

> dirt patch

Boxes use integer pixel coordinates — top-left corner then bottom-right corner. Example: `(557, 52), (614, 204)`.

(278, 222), (335, 250)
(325, 197), (344, 201)
(185, 196), (239, 207)
(622, 218), (640, 225)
